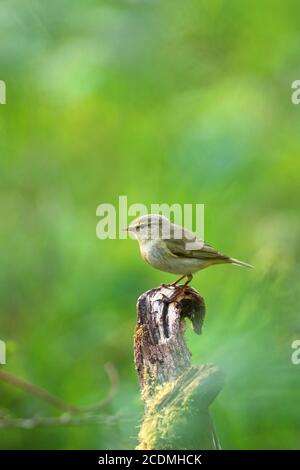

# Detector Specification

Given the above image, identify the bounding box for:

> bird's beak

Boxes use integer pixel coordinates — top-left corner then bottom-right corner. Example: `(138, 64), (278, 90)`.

(122, 225), (135, 232)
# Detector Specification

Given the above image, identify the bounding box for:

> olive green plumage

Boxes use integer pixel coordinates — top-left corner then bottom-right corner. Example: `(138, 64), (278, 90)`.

(124, 214), (253, 285)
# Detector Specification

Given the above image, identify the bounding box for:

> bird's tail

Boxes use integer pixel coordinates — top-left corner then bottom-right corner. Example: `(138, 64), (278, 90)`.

(230, 257), (254, 269)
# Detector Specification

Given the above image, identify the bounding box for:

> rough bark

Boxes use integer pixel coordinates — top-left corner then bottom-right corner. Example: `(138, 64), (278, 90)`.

(134, 285), (224, 450)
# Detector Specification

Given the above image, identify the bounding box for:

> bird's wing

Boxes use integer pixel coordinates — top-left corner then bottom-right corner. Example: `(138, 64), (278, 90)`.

(165, 233), (230, 261)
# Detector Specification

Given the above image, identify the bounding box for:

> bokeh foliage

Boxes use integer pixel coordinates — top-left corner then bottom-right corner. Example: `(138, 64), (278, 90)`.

(1, 0), (300, 449)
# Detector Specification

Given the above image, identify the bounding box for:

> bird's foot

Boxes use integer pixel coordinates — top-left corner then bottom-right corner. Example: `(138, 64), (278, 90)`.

(162, 284), (190, 304)
(160, 283), (175, 288)
(160, 274), (193, 301)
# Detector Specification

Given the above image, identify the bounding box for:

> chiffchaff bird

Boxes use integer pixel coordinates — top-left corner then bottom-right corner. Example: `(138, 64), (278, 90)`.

(123, 214), (253, 285)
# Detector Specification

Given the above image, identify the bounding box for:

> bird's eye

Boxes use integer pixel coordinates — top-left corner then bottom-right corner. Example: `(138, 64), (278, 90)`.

(135, 225), (141, 231)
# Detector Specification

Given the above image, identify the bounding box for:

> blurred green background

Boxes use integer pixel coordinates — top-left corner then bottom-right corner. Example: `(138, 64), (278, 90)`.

(1, 0), (300, 450)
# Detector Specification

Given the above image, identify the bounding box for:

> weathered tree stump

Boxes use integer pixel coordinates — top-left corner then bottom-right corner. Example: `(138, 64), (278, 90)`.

(134, 285), (224, 450)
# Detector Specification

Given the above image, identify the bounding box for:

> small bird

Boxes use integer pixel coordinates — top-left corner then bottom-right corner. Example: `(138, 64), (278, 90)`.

(123, 214), (253, 286)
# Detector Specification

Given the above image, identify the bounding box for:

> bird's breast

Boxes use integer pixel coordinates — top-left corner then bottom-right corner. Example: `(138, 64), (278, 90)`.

(139, 241), (155, 266)
(139, 240), (202, 275)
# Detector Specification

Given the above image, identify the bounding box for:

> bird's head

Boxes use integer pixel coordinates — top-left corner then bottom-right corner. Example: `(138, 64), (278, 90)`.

(123, 214), (171, 242)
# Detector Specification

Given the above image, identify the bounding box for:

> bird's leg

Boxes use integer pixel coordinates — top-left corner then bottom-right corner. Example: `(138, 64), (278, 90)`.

(172, 274), (192, 294)
(161, 274), (193, 305)
(161, 274), (186, 288)
(163, 274), (193, 303)
(171, 274), (186, 287)
(183, 274), (193, 286)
